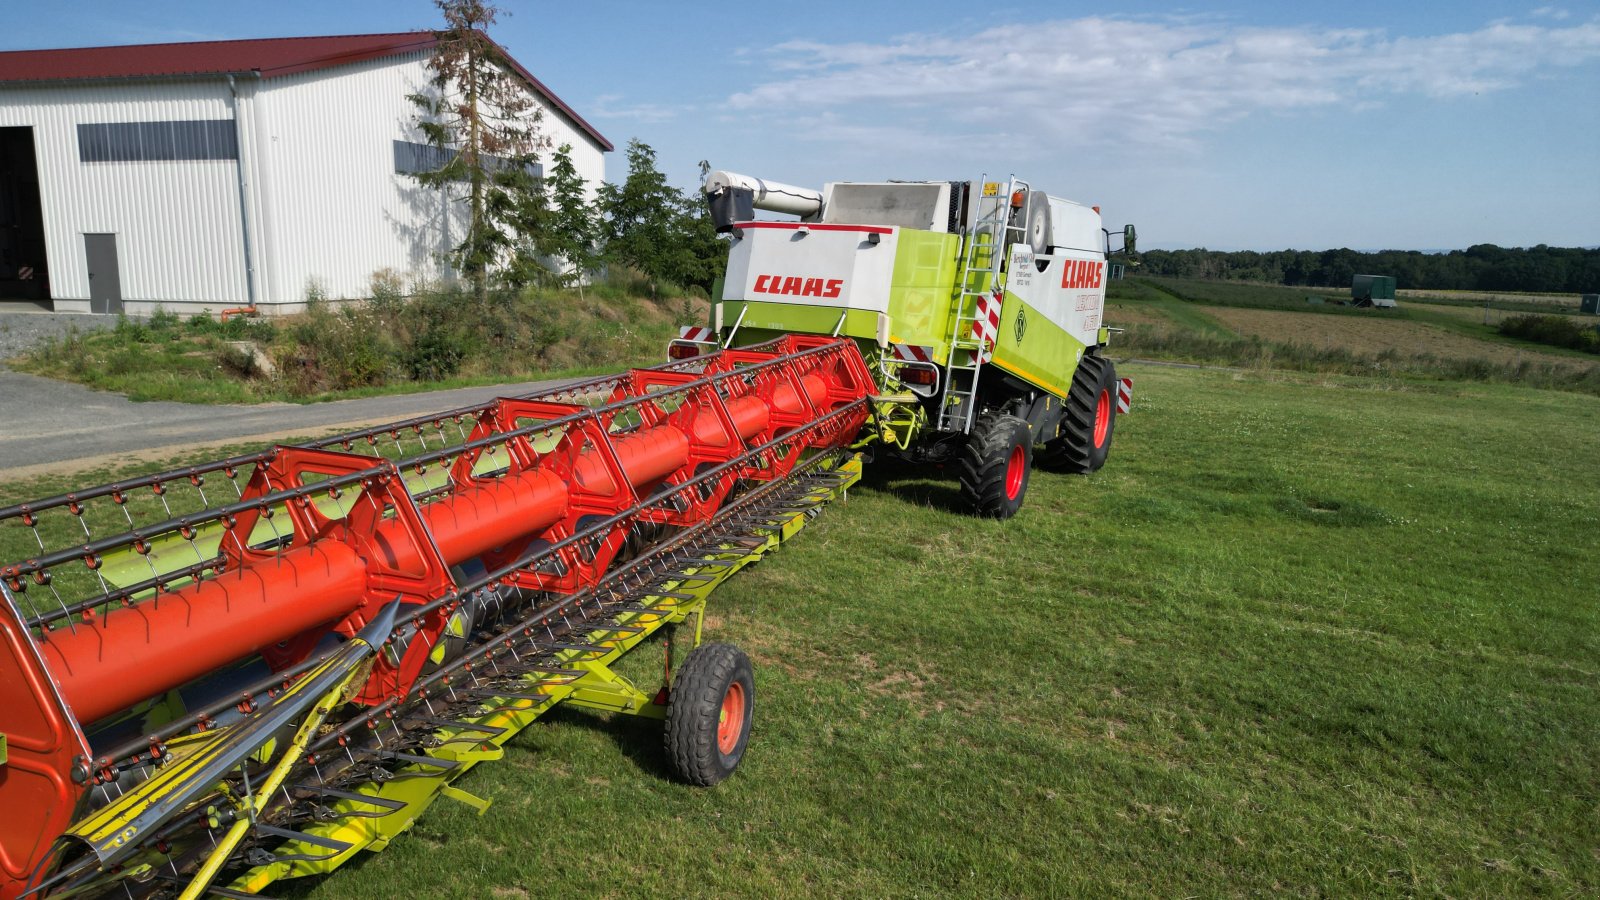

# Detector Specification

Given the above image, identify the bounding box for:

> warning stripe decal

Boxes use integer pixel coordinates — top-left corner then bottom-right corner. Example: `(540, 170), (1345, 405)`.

(677, 325), (715, 343)
(891, 343), (934, 363)
(970, 292), (1003, 363)
(1117, 377), (1133, 414)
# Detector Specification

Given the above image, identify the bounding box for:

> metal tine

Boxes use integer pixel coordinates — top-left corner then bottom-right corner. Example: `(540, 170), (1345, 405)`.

(292, 784), (408, 818)
(519, 664), (587, 677)
(248, 825), (352, 863)
(409, 716), (509, 737)
(530, 640), (607, 654)
(153, 873), (276, 899)
(578, 622), (644, 635)
(376, 750), (461, 770)
(463, 688), (550, 702)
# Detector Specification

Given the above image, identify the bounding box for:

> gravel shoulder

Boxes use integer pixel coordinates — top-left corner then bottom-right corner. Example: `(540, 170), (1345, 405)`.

(0, 302), (114, 360)
(0, 304), (587, 481)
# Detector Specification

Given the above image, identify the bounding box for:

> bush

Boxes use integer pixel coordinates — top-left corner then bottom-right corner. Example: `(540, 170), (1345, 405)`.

(1498, 314), (1600, 354)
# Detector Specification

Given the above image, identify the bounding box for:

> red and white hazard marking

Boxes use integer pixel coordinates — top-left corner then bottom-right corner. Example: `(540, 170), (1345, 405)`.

(18, 266), (33, 280)
(1116, 377), (1133, 414)
(677, 325), (715, 343)
(891, 343), (934, 363)
(970, 291), (1003, 362)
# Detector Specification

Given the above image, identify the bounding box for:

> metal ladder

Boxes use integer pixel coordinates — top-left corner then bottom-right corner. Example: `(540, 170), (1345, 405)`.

(937, 175), (1027, 433)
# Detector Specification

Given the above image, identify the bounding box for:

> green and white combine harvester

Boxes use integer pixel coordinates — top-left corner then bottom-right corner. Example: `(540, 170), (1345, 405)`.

(680, 168), (1138, 516)
(0, 166), (1133, 899)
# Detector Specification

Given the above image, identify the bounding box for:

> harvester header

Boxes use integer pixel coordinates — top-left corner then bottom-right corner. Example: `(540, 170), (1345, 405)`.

(1, 337), (872, 899)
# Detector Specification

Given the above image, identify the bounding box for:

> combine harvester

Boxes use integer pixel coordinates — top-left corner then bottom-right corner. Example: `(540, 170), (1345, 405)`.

(0, 171), (1133, 898)
(687, 169), (1136, 515)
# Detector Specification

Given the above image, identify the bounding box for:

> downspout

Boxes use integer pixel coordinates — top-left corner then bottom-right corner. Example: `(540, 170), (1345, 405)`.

(223, 73), (260, 320)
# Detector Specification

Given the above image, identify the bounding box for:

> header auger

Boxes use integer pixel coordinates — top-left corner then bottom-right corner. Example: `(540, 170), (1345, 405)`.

(0, 335), (873, 899)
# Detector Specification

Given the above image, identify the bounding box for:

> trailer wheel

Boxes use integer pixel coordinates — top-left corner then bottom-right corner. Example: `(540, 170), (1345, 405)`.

(958, 412), (1033, 518)
(1037, 355), (1116, 473)
(665, 642), (754, 786)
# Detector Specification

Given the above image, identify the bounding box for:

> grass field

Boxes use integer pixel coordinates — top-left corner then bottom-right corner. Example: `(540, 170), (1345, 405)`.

(262, 363), (1591, 897)
(3, 275), (1597, 895)
(6, 364), (1584, 896)
(1105, 277), (1600, 395)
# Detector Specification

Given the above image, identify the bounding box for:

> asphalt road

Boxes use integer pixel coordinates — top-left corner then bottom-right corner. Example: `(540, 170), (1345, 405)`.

(0, 369), (572, 480)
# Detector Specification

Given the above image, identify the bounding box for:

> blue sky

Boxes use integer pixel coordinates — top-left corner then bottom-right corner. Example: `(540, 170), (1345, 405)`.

(5, 1), (1598, 251)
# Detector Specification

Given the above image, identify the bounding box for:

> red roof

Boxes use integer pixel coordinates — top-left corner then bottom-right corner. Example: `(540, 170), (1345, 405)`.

(0, 32), (611, 151)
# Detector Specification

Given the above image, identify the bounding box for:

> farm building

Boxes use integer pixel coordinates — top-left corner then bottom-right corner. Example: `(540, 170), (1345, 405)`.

(0, 32), (610, 315)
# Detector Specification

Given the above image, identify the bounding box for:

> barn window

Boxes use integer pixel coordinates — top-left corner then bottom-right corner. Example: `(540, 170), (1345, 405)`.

(77, 120), (238, 162)
(393, 140), (541, 179)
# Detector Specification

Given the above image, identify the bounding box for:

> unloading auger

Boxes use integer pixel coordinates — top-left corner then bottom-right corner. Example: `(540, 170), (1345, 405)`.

(0, 335), (875, 899)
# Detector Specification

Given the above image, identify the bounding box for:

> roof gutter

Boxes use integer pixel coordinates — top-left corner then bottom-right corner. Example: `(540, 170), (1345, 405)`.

(225, 72), (261, 315)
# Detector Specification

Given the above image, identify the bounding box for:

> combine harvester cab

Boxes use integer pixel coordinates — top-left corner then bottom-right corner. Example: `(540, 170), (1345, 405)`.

(690, 169), (1138, 517)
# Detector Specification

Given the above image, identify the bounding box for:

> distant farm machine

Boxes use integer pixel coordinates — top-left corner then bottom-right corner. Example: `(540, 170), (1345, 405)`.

(0, 169), (1134, 898)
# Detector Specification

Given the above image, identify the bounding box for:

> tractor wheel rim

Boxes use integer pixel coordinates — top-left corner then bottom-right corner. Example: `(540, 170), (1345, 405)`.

(717, 681), (746, 755)
(1094, 389), (1111, 448)
(1004, 445), (1025, 500)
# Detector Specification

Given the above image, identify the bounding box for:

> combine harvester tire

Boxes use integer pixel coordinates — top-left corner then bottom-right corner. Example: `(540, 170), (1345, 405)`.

(1037, 355), (1118, 474)
(958, 412), (1034, 519)
(665, 642), (754, 786)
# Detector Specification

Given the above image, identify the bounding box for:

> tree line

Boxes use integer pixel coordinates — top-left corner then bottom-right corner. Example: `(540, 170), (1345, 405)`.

(1137, 245), (1600, 294)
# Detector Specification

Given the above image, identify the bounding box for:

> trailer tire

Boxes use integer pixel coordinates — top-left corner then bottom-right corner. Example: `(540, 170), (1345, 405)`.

(958, 412), (1033, 518)
(665, 642), (754, 786)
(1037, 355), (1116, 473)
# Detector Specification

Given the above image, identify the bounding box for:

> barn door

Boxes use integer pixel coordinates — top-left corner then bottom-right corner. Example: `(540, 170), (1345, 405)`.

(84, 233), (122, 314)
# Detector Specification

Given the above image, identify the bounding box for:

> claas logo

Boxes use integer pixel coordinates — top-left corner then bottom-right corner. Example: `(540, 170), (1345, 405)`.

(1060, 260), (1104, 290)
(753, 274), (844, 299)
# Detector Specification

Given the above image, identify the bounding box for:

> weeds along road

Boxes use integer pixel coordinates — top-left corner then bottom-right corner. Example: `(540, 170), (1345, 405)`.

(0, 369), (575, 479)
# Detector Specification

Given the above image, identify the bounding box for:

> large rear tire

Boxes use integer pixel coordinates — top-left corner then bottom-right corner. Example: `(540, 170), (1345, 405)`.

(1037, 355), (1117, 473)
(664, 643), (754, 786)
(958, 412), (1033, 518)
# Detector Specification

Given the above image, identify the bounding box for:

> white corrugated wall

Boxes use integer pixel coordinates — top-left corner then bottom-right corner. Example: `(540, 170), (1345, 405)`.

(0, 52), (608, 313)
(254, 52), (608, 306)
(0, 78), (250, 311)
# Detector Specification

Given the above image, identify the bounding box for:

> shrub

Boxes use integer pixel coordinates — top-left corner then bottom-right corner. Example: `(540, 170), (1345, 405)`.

(1498, 314), (1600, 354)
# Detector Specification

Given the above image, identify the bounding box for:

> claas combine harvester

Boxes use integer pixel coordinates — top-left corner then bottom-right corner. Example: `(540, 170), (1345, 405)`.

(0, 169), (1134, 898)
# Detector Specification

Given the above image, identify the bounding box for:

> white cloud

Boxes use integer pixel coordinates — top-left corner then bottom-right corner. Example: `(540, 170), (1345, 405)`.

(726, 16), (1600, 155)
(587, 93), (681, 124)
(1532, 6), (1571, 20)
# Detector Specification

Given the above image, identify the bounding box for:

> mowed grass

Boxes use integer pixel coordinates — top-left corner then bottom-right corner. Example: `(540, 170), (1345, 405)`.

(263, 364), (1596, 898)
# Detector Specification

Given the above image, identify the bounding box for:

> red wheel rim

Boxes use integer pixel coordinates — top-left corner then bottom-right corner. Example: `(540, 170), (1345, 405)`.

(717, 681), (746, 755)
(1094, 389), (1111, 448)
(1004, 444), (1025, 500)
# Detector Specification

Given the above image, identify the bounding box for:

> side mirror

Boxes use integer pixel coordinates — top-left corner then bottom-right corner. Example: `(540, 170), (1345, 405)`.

(1123, 224), (1137, 255)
